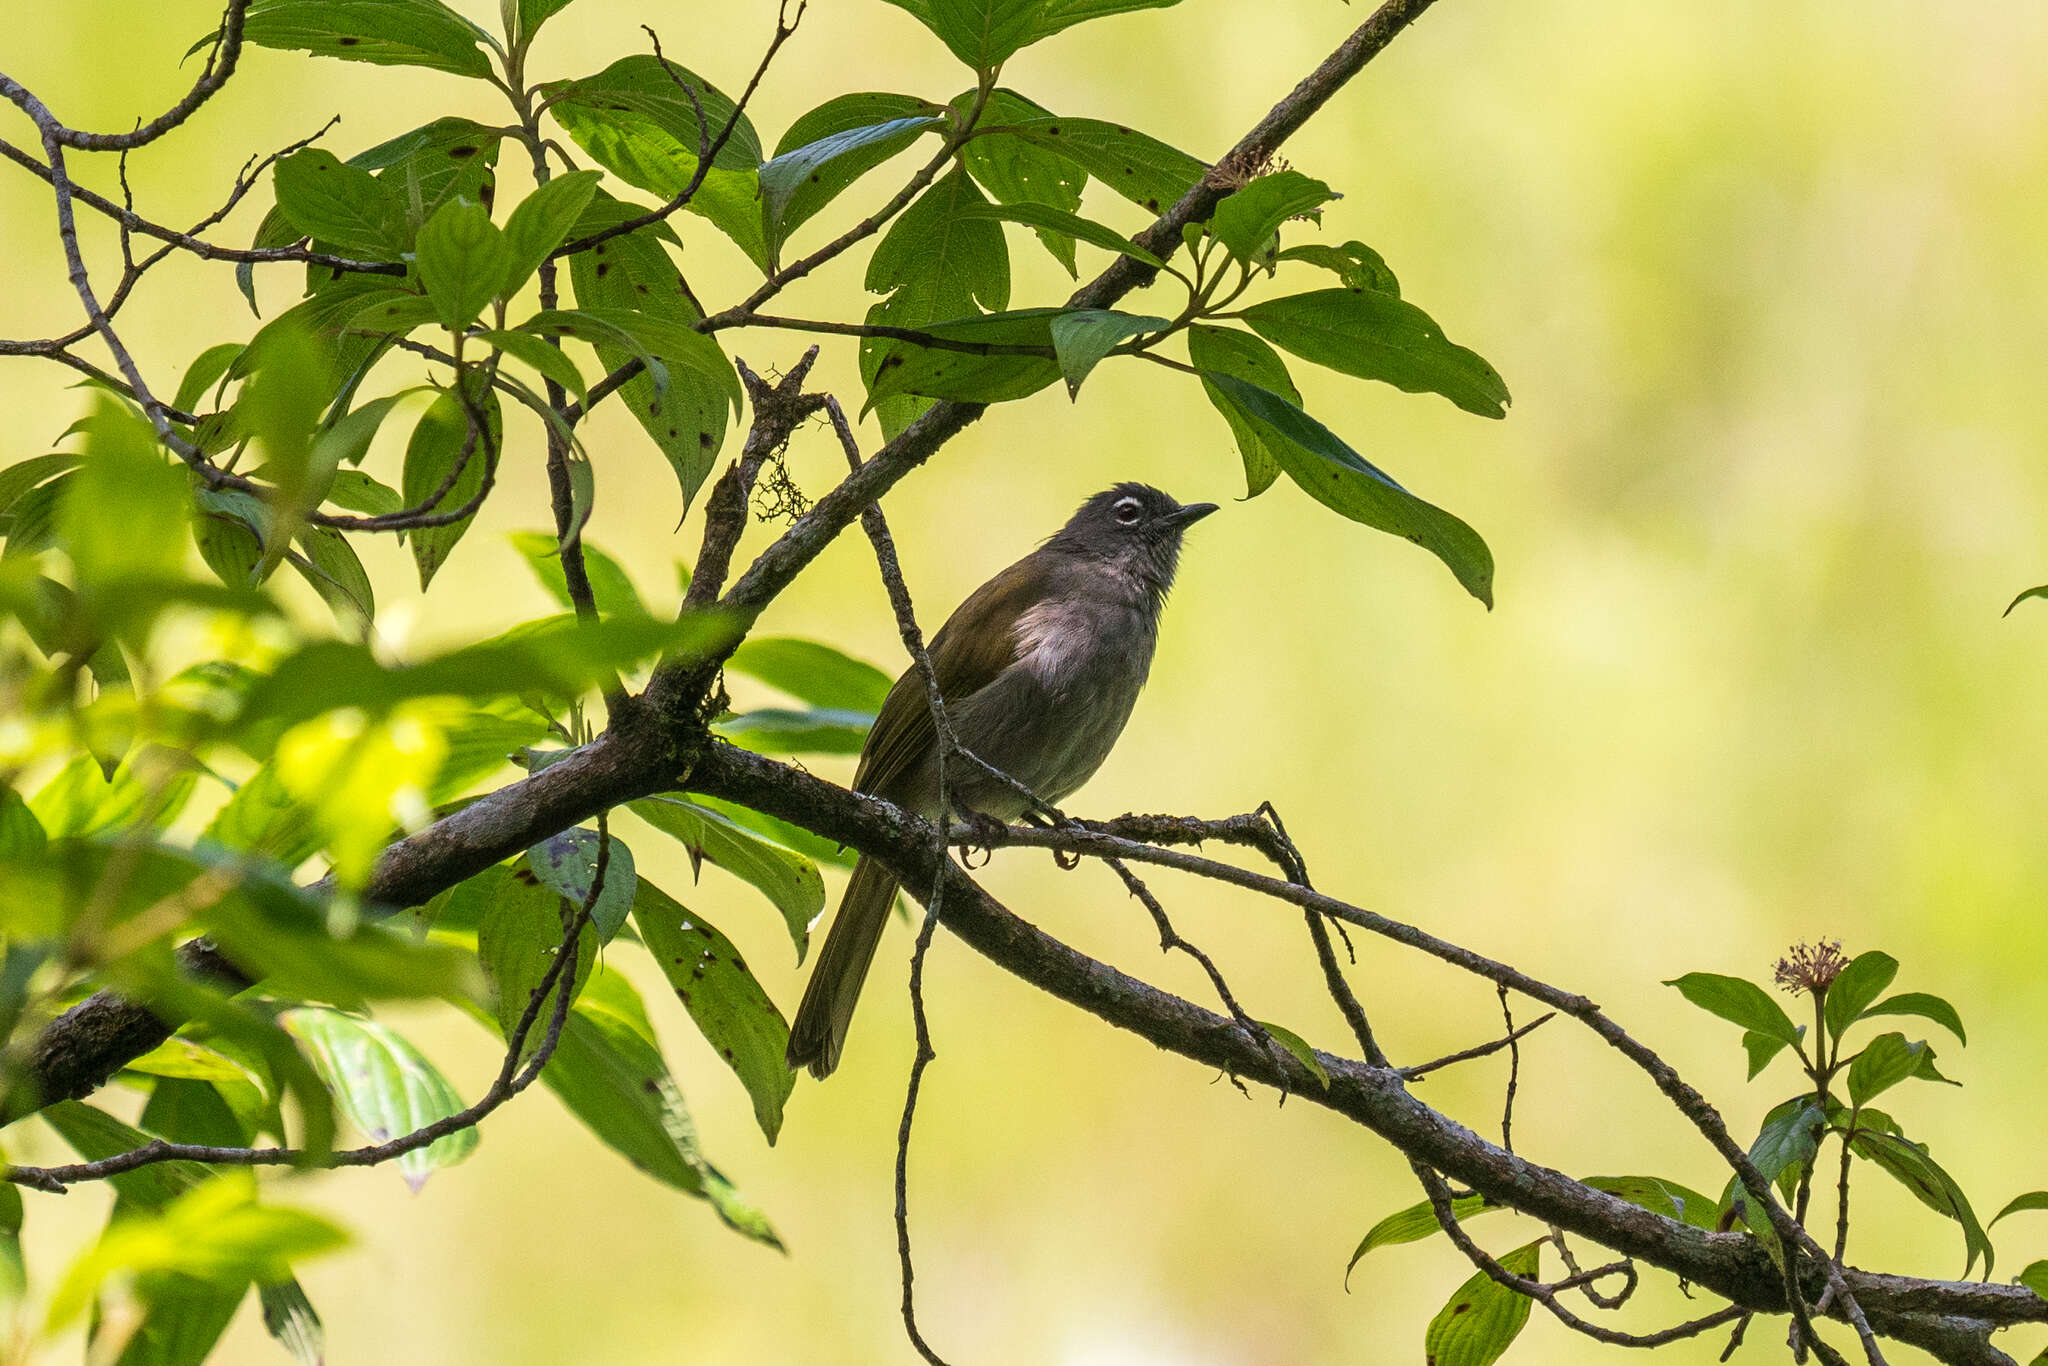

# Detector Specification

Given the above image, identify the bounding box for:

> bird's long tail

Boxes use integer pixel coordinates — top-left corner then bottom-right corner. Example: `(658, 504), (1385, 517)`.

(785, 854), (899, 1078)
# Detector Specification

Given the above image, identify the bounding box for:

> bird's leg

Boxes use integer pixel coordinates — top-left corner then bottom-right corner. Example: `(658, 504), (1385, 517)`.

(1018, 809), (1082, 869)
(951, 808), (1010, 867)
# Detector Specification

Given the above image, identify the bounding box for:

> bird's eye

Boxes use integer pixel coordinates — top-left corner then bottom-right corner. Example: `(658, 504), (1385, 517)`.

(1113, 498), (1143, 524)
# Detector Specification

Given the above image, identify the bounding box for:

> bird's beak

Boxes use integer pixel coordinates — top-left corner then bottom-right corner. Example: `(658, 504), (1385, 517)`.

(1169, 502), (1219, 528)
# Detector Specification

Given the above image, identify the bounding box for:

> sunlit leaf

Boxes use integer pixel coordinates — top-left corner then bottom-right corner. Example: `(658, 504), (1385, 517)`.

(280, 1006), (476, 1191)
(1423, 1240), (1540, 1366)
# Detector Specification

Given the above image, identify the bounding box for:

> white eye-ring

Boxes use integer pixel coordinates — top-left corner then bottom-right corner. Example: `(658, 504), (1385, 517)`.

(1113, 497), (1143, 524)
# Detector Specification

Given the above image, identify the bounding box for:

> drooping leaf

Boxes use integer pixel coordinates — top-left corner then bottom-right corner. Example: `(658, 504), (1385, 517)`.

(726, 635), (894, 712)
(958, 89), (1087, 272)
(565, 190), (734, 511)
(1048, 309), (1170, 397)
(1742, 1028), (1798, 1080)
(292, 526), (376, 634)
(2019, 1260), (2048, 1301)
(633, 880), (794, 1143)
(1187, 325), (1296, 496)
(257, 1280), (325, 1366)
(1663, 971), (1802, 1045)
(476, 860), (599, 1048)
(535, 967), (780, 1246)
(1861, 991), (1967, 1045)
(629, 795), (825, 961)
(1850, 1128), (1994, 1277)
(1992, 1192), (2048, 1228)
(883, 0), (1182, 74)
(1422, 1240), (1541, 1366)
(1240, 288), (1510, 419)
(1200, 376), (1494, 606)
(1345, 1194), (1495, 1284)
(280, 1006), (477, 1192)
(400, 377), (501, 589)
(954, 200), (1162, 270)
(1254, 1020), (1328, 1089)
(510, 530), (647, 615)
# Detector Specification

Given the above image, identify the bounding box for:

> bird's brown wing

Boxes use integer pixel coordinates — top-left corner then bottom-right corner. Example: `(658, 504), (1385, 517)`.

(852, 555), (1048, 801)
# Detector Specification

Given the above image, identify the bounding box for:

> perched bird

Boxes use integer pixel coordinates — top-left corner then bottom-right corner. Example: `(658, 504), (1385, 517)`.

(785, 482), (1218, 1078)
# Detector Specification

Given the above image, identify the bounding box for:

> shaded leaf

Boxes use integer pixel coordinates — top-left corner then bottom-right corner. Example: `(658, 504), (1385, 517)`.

(1584, 1175), (1721, 1230)
(1187, 325), (1296, 496)
(400, 377), (501, 589)
(863, 307), (1063, 412)
(280, 1006), (476, 1192)
(1992, 1192), (2048, 1229)
(1862, 991), (1966, 1045)
(762, 96), (946, 266)
(1847, 1032), (1928, 1106)
(416, 197), (512, 329)
(726, 635), (893, 711)
(526, 827), (638, 941)
(1823, 951), (1899, 1039)
(634, 880), (794, 1143)
(1664, 971), (1801, 1045)
(629, 795), (825, 961)
(1276, 240), (1399, 295)
(271, 150), (408, 261)
(998, 116), (1203, 216)
(1048, 309), (1169, 397)
(1209, 169), (1338, 263)
(235, 0), (494, 78)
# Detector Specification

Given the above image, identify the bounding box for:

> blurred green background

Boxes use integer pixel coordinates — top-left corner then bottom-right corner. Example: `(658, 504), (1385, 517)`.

(6, 1), (2048, 1361)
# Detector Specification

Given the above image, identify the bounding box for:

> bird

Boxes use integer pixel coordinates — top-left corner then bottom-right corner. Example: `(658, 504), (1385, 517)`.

(784, 482), (1218, 1078)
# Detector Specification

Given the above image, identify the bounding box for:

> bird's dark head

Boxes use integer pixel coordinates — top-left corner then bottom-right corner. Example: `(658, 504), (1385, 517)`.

(1046, 482), (1218, 601)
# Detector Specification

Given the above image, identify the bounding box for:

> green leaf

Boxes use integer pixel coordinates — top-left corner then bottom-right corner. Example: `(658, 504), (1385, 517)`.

(1187, 325), (1297, 496)
(541, 57), (766, 269)
(1239, 288), (1510, 419)
(1823, 951), (1899, 1039)
(862, 307), (1063, 413)
(685, 794), (860, 871)
(955, 200), (1162, 270)
(258, 1280), (325, 1366)
(234, 0), (493, 78)
(41, 1102), (214, 1211)
(280, 1006), (477, 1192)
(1850, 1128), (1993, 1277)
(240, 608), (737, 729)
(352, 117), (505, 238)
(174, 343), (245, 415)
(1992, 1192), (2048, 1228)
(958, 90), (1087, 273)
(1048, 309), (1169, 397)
(271, 149), (408, 260)
(0, 1182), (21, 1304)
(323, 471), (404, 519)
(536, 967), (781, 1246)
(1861, 991), (1967, 1045)
(47, 1172), (347, 1331)
(1743, 1027), (1798, 1080)
(202, 762), (322, 868)
(292, 526), (375, 634)
(885, 0), (1182, 73)
(510, 531), (646, 615)
(1254, 1020), (1327, 1089)
(726, 636), (893, 712)
(476, 860), (599, 1047)
(2004, 584), (2048, 616)
(1209, 169), (1338, 262)
(2019, 1261), (2048, 1302)
(0, 451), (82, 517)
(1583, 1175), (1721, 1230)
(473, 329), (587, 404)
(520, 307), (741, 416)
(861, 168), (1011, 438)
(762, 96), (947, 267)
(714, 707), (874, 756)
(514, 0), (576, 42)
(416, 198), (513, 329)
(1663, 971), (1801, 1045)
(1276, 240), (1400, 295)
(101, 1278), (246, 1366)
(1345, 1195), (1495, 1283)
(1847, 1032), (1929, 1105)
(629, 795), (825, 962)
(1744, 1097), (1827, 1202)
(1200, 376), (1494, 606)
(0, 787), (46, 861)
(1423, 1240), (1540, 1366)
(526, 826), (638, 941)
(502, 169), (604, 293)
(62, 401), (191, 594)
(400, 377), (501, 589)
(29, 753), (164, 838)
(634, 880), (794, 1144)
(565, 190), (732, 511)
(998, 116), (1204, 216)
